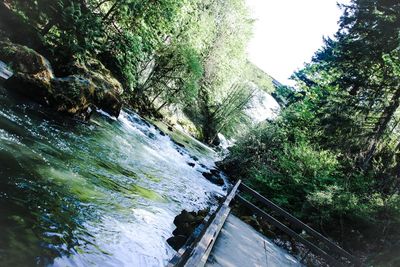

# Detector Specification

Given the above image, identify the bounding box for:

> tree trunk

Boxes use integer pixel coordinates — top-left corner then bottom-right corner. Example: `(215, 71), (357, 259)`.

(363, 86), (400, 169)
(392, 141), (400, 180)
(155, 88), (180, 113)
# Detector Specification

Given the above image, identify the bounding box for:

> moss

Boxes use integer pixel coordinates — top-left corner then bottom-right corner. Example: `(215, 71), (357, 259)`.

(39, 168), (105, 203)
(0, 41), (50, 75)
(129, 184), (165, 202)
(141, 171), (162, 183)
(1, 42), (123, 117)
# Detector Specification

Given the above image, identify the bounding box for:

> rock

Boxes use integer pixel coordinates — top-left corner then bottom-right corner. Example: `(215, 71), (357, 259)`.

(0, 41), (53, 79)
(210, 168), (221, 176)
(97, 90), (122, 117)
(202, 171), (225, 186)
(50, 76), (95, 115)
(0, 41), (124, 118)
(153, 124), (166, 136)
(172, 222), (196, 236)
(173, 210), (196, 226)
(141, 119), (151, 128)
(187, 162), (196, 167)
(64, 58), (123, 117)
(212, 135), (221, 146)
(175, 141), (186, 148)
(4, 72), (51, 104)
(168, 126), (173, 131)
(168, 209), (209, 251)
(167, 235), (187, 251)
(202, 172), (213, 180)
(0, 41), (54, 103)
(190, 155), (199, 162)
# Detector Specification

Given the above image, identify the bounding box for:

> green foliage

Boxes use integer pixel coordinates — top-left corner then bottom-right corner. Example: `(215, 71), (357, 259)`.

(7, 0), (255, 132)
(243, 61), (275, 93)
(224, 99), (398, 255)
(223, 0), (400, 262)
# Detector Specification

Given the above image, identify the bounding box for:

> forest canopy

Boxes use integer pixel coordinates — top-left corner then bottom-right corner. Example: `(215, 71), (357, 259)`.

(1, 0), (260, 143)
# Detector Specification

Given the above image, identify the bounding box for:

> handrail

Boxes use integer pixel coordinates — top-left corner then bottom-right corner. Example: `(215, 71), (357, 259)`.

(238, 183), (362, 267)
(238, 196), (345, 267)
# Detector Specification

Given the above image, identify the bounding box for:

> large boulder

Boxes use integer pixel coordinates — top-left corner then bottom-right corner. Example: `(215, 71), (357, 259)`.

(51, 76), (95, 116)
(1, 41), (53, 103)
(202, 170), (225, 186)
(62, 58), (123, 117)
(0, 41), (124, 118)
(0, 41), (53, 79)
(4, 72), (52, 104)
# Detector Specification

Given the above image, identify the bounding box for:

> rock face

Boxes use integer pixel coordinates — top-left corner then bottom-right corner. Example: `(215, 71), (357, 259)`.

(0, 41), (123, 118)
(0, 41), (53, 77)
(167, 209), (209, 251)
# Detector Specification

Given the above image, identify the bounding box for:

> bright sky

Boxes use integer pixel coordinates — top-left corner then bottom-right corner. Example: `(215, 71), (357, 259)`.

(246, 0), (349, 85)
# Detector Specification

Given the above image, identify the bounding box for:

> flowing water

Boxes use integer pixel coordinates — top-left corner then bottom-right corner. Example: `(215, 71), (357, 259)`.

(0, 86), (225, 266)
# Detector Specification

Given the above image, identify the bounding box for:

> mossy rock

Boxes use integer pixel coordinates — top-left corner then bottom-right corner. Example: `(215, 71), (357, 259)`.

(4, 72), (51, 103)
(1, 41), (53, 103)
(50, 76), (95, 115)
(1, 41), (123, 118)
(0, 41), (53, 78)
(64, 58), (123, 95)
(62, 58), (123, 117)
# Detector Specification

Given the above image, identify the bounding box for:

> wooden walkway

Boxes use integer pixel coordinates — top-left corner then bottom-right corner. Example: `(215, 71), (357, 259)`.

(206, 214), (302, 267)
(168, 180), (362, 267)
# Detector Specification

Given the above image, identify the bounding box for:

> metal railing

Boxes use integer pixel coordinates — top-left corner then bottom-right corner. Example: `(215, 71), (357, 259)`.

(237, 183), (362, 267)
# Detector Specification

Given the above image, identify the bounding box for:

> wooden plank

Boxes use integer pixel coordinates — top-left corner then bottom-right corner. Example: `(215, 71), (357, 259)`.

(186, 204), (231, 267)
(168, 180), (241, 267)
(240, 183), (360, 266)
(184, 180), (241, 267)
(237, 196), (347, 267)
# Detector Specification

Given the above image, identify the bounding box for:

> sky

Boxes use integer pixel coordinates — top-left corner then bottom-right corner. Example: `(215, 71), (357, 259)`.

(246, 0), (350, 85)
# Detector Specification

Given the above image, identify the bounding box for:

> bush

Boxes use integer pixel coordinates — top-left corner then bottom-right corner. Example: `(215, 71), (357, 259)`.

(221, 103), (400, 257)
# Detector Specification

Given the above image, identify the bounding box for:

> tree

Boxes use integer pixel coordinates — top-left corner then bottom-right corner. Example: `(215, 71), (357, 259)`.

(221, 0), (400, 262)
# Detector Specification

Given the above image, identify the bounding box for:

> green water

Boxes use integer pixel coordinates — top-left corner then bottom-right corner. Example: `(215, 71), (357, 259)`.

(0, 86), (224, 266)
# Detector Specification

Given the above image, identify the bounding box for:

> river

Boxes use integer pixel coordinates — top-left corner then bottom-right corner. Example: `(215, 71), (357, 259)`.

(0, 86), (225, 266)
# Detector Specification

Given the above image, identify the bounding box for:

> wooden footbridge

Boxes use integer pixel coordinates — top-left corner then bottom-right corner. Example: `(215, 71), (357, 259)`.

(168, 180), (362, 267)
